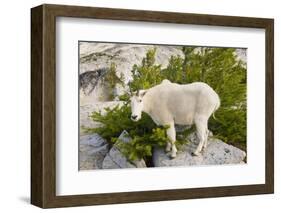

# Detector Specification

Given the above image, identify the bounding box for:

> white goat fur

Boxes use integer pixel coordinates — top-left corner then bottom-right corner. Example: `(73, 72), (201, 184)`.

(130, 79), (220, 158)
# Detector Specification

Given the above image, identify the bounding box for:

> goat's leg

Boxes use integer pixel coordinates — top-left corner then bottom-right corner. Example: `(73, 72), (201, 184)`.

(202, 129), (209, 150)
(165, 142), (172, 152)
(167, 123), (177, 158)
(193, 118), (207, 156)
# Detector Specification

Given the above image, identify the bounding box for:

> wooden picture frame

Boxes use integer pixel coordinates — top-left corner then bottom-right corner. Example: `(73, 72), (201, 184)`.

(31, 4), (274, 208)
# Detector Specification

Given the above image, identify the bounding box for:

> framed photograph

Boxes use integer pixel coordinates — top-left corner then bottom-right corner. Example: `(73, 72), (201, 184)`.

(31, 4), (274, 208)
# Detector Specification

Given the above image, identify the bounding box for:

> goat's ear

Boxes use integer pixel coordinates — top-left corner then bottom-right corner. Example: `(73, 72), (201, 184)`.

(139, 90), (147, 97)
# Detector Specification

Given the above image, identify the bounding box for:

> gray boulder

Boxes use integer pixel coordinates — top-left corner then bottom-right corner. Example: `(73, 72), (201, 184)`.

(79, 134), (109, 170)
(102, 130), (147, 169)
(80, 101), (124, 130)
(153, 132), (246, 167)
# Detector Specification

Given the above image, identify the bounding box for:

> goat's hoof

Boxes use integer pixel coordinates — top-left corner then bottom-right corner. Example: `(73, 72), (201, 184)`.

(165, 148), (171, 153)
(170, 153), (177, 159)
(192, 151), (200, 156)
(203, 144), (208, 150)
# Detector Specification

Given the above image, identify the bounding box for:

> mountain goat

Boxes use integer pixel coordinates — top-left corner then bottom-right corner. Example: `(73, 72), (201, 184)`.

(130, 79), (220, 158)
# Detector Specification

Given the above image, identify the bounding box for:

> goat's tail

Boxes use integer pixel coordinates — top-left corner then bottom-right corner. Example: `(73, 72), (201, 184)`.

(212, 111), (218, 121)
(212, 96), (221, 121)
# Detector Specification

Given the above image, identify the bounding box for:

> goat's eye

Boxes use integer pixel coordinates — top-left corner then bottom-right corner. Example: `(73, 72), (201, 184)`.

(139, 100), (142, 103)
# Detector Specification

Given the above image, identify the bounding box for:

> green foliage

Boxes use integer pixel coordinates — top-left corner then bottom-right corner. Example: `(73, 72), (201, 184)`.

(209, 107), (246, 144)
(101, 62), (124, 100)
(85, 104), (171, 161)
(180, 47), (247, 147)
(116, 125), (169, 161)
(86, 102), (190, 162)
(129, 48), (163, 91)
(86, 104), (133, 141)
(162, 55), (186, 83)
(117, 93), (131, 102)
(87, 46), (247, 163)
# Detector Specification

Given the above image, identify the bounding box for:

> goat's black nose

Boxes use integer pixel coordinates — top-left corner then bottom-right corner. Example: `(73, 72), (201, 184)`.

(131, 115), (137, 120)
